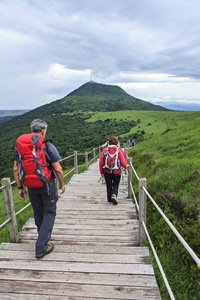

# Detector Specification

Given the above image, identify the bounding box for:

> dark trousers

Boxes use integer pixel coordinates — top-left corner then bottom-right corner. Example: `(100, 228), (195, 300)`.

(104, 173), (121, 202)
(28, 179), (58, 254)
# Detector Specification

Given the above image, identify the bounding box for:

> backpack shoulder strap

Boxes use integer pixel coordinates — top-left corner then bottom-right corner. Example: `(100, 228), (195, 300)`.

(42, 141), (51, 163)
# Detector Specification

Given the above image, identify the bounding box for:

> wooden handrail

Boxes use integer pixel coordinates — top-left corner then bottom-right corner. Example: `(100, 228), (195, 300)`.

(0, 145), (102, 235)
(125, 145), (200, 300)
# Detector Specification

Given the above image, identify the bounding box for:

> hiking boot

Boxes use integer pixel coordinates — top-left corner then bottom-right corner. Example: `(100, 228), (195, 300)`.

(36, 243), (54, 259)
(108, 201), (112, 204)
(111, 194), (118, 205)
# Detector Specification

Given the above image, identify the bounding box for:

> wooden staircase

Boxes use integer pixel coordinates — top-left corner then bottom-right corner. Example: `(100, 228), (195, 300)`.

(0, 161), (161, 299)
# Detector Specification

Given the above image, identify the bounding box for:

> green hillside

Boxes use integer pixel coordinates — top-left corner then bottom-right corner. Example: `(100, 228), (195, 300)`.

(87, 110), (200, 140)
(0, 110), (29, 117)
(26, 81), (169, 115)
(0, 81), (169, 180)
(128, 116), (200, 300)
(64, 81), (169, 111)
(0, 110), (29, 123)
(0, 81), (199, 299)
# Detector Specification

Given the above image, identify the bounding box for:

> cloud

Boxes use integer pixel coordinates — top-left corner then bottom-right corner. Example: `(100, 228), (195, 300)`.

(0, 0), (200, 109)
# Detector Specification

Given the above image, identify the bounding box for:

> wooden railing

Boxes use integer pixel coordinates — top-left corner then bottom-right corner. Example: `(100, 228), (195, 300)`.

(0, 145), (102, 242)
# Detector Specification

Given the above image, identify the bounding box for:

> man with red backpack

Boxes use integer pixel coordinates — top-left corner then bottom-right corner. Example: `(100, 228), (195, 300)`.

(99, 136), (128, 205)
(13, 119), (65, 259)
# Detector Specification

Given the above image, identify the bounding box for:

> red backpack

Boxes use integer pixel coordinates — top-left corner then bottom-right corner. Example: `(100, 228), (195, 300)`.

(102, 146), (121, 173)
(16, 133), (51, 188)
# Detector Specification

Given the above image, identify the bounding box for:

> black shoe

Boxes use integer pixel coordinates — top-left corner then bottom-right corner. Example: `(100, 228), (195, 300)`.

(111, 194), (118, 205)
(36, 243), (54, 259)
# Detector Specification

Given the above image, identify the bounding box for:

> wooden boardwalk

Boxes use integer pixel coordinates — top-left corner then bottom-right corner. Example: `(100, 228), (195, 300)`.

(0, 161), (161, 299)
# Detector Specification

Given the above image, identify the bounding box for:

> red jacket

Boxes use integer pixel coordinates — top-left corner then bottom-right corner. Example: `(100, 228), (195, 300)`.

(99, 145), (127, 176)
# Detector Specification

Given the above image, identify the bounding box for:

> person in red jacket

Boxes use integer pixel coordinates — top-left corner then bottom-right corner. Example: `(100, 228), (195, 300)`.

(99, 136), (128, 205)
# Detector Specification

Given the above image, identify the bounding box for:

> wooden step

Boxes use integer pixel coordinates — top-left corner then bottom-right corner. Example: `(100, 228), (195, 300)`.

(0, 160), (161, 299)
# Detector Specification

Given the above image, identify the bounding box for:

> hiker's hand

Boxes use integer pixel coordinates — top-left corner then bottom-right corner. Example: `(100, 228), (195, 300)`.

(19, 188), (27, 201)
(60, 185), (65, 194)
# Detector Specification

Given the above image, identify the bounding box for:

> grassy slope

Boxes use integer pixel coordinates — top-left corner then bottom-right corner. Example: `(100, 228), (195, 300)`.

(87, 110), (200, 140)
(127, 116), (200, 300)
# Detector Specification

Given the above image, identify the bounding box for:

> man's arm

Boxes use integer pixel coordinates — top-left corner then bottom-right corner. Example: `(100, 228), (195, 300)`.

(51, 161), (65, 194)
(13, 161), (27, 201)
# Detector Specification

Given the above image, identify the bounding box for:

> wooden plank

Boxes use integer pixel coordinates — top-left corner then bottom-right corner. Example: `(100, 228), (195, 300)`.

(23, 217), (138, 226)
(19, 240), (139, 247)
(53, 214), (136, 220)
(0, 260), (155, 274)
(20, 228), (137, 236)
(54, 218), (137, 225)
(22, 222), (138, 231)
(0, 269), (158, 286)
(57, 205), (135, 210)
(55, 212), (136, 218)
(19, 233), (138, 243)
(0, 243), (149, 255)
(0, 280), (162, 299)
(0, 250), (151, 264)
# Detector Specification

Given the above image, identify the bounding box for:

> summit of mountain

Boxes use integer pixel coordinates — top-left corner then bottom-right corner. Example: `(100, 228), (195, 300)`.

(54, 81), (169, 112)
(67, 81), (132, 99)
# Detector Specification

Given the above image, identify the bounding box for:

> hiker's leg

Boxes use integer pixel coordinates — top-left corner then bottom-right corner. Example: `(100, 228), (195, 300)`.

(112, 174), (121, 197)
(104, 173), (112, 202)
(28, 188), (43, 232)
(36, 179), (58, 254)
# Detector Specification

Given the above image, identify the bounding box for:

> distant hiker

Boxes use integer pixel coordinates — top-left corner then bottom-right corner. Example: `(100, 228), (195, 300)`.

(13, 119), (65, 259)
(127, 139), (131, 148)
(99, 136), (128, 205)
(132, 140), (135, 146)
(102, 137), (109, 148)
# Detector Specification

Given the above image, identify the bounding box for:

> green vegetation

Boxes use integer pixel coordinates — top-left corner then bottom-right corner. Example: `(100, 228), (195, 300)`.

(0, 81), (200, 299)
(0, 110), (29, 117)
(88, 110), (200, 140)
(128, 117), (200, 300)
(0, 185), (33, 243)
(0, 113), (136, 180)
(0, 81), (168, 181)
(65, 81), (168, 111)
(0, 110), (29, 123)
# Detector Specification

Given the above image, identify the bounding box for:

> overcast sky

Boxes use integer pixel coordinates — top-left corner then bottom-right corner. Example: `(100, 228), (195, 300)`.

(1, 0), (200, 109)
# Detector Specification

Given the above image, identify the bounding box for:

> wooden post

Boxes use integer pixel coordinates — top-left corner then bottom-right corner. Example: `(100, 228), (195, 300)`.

(124, 147), (128, 162)
(85, 152), (88, 170)
(128, 157), (132, 198)
(1, 178), (19, 243)
(99, 145), (101, 157)
(93, 148), (96, 163)
(139, 177), (147, 246)
(74, 151), (78, 174)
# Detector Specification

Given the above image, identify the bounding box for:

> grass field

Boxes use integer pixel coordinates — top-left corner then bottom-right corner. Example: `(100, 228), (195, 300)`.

(87, 110), (200, 139)
(127, 114), (200, 300)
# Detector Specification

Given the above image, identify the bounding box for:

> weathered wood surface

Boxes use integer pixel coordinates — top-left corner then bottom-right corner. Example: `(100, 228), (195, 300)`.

(0, 161), (161, 299)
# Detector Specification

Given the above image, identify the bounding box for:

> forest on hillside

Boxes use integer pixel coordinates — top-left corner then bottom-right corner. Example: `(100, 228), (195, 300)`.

(0, 112), (140, 180)
(0, 81), (168, 181)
